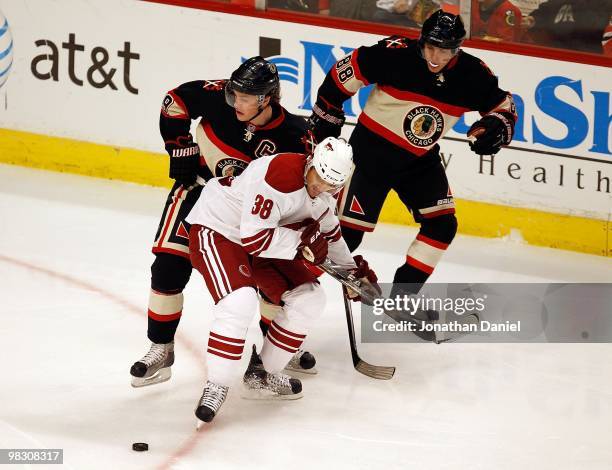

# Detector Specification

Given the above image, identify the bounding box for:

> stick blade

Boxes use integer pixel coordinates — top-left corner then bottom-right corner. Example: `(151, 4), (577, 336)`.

(355, 359), (395, 380)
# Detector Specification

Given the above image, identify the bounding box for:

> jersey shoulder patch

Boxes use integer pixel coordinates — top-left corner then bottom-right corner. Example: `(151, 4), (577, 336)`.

(264, 153), (307, 194)
(379, 35), (410, 49)
(202, 79), (227, 91)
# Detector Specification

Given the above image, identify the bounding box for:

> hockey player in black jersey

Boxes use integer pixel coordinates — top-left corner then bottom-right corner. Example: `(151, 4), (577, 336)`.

(307, 10), (517, 301)
(130, 57), (316, 387)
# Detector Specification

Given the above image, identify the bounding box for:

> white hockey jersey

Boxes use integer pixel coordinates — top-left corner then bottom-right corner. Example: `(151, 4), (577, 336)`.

(186, 152), (356, 269)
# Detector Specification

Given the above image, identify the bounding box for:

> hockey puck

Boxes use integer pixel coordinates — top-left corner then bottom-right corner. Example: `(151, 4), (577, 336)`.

(132, 442), (149, 452)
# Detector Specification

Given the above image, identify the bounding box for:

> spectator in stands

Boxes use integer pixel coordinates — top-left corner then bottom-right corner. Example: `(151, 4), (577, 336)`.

(372, 0), (440, 26)
(408, 0), (442, 25)
(329, 0), (378, 21)
(372, 0), (419, 26)
(471, 0), (523, 42)
(522, 0), (610, 54)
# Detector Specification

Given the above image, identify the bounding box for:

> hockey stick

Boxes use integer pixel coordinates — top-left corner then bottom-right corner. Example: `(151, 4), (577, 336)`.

(342, 286), (395, 380)
(318, 259), (394, 379)
(321, 257), (479, 348)
(319, 259), (380, 305)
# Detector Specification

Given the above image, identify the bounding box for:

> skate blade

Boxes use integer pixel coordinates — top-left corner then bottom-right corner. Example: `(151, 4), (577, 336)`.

(131, 367), (171, 388)
(240, 387), (303, 401)
(284, 365), (318, 375)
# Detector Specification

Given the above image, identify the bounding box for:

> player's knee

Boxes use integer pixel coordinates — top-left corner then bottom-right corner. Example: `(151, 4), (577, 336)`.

(421, 214), (458, 244)
(151, 253), (192, 293)
(341, 226), (365, 252)
(216, 287), (259, 331)
(281, 282), (326, 328)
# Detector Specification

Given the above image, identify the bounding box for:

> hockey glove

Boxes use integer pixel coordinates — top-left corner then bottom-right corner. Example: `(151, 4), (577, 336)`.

(169, 145), (200, 187)
(298, 221), (328, 266)
(467, 112), (514, 155)
(346, 255), (382, 302)
(307, 97), (346, 145)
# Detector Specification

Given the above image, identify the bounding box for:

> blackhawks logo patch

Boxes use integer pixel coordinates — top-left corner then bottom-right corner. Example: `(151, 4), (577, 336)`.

(403, 105), (444, 148)
(215, 157), (248, 177)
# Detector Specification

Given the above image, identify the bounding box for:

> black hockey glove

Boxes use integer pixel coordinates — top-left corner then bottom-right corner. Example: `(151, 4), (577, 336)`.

(467, 112), (515, 155)
(307, 97), (346, 145)
(168, 145), (200, 187)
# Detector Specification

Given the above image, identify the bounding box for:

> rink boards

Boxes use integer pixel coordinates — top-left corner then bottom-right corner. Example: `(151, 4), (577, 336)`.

(0, 0), (610, 256)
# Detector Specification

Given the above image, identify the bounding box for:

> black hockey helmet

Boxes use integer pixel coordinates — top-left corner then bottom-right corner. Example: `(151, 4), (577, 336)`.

(225, 56), (280, 107)
(419, 9), (466, 50)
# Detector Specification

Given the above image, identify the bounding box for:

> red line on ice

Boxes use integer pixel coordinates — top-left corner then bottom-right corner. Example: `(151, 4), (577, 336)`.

(0, 254), (208, 469)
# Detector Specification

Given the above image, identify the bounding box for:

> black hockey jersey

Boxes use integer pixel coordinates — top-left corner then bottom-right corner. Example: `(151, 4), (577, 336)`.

(160, 79), (307, 180)
(316, 36), (516, 158)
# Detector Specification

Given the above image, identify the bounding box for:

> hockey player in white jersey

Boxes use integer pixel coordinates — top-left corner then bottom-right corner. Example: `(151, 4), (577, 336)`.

(186, 137), (380, 424)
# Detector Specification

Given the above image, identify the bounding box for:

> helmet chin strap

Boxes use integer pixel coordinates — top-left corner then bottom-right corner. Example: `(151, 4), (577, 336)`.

(245, 95), (269, 123)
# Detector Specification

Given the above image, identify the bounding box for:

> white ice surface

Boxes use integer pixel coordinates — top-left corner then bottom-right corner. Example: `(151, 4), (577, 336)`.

(0, 164), (611, 470)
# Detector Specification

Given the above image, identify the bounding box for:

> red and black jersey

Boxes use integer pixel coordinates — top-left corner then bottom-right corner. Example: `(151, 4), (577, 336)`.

(160, 79), (307, 180)
(316, 36), (516, 160)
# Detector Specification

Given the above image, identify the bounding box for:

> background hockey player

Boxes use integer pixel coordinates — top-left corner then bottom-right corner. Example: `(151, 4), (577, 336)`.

(185, 137), (379, 424)
(306, 9), (517, 298)
(131, 57), (317, 388)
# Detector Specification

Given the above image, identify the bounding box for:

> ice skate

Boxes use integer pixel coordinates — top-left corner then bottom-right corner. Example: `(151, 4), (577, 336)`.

(130, 341), (174, 387)
(195, 380), (229, 427)
(242, 345), (303, 400)
(284, 349), (317, 375)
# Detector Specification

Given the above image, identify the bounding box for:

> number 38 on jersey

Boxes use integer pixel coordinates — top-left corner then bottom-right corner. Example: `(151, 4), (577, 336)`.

(251, 194), (274, 219)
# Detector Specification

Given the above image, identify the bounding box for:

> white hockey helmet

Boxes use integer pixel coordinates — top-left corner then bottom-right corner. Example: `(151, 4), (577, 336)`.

(309, 137), (354, 187)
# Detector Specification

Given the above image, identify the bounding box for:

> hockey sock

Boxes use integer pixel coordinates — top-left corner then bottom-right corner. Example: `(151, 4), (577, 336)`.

(147, 289), (183, 344)
(261, 321), (306, 374)
(259, 298), (282, 336)
(392, 263), (428, 295)
(392, 233), (453, 295)
(261, 282), (324, 372)
(206, 331), (246, 386)
(206, 287), (258, 386)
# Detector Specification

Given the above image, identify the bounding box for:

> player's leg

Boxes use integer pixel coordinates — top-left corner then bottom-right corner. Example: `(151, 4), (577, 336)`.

(189, 224), (258, 423)
(391, 155), (480, 341)
(245, 259), (324, 398)
(130, 183), (202, 387)
(258, 293), (317, 374)
(337, 140), (392, 251)
(392, 153), (457, 293)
